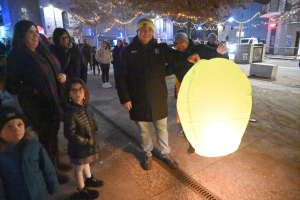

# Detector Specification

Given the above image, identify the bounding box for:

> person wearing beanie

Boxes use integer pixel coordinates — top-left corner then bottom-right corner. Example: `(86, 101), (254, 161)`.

(115, 17), (200, 170)
(171, 31), (229, 155)
(5, 20), (72, 184)
(0, 106), (59, 200)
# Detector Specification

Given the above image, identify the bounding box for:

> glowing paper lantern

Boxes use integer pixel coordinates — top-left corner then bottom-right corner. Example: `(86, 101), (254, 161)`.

(177, 58), (252, 157)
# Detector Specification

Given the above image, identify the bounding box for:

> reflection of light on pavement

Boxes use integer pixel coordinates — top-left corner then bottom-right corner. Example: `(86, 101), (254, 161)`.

(229, 53), (235, 60)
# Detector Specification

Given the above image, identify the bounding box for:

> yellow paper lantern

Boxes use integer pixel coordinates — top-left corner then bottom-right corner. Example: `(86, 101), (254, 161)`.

(177, 58), (252, 157)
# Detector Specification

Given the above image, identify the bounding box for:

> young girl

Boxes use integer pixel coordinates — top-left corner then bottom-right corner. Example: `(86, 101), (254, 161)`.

(0, 106), (59, 200)
(63, 78), (104, 199)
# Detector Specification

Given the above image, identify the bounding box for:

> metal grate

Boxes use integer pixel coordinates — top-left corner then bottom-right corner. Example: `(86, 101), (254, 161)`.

(92, 107), (222, 200)
(153, 156), (222, 200)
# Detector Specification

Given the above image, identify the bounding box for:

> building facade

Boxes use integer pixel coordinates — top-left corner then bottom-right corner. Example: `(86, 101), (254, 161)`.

(260, 0), (300, 55)
(218, 2), (268, 43)
(0, 0), (175, 47)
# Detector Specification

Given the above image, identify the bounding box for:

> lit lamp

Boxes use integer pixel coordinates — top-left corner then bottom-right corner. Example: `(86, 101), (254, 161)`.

(177, 58), (252, 157)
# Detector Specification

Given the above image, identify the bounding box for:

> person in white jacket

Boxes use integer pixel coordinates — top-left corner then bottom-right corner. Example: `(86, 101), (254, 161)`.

(95, 41), (113, 88)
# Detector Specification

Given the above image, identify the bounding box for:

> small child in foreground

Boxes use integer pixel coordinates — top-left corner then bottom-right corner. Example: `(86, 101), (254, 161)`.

(0, 106), (59, 200)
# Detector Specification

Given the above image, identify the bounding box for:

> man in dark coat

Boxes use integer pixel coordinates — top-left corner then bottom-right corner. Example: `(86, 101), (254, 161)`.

(115, 17), (199, 170)
(80, 39), (92, 71)
(170, 32), (229, 83)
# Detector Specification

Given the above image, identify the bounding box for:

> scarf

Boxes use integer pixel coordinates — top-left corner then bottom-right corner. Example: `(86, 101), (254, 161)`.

(23, 46), (64, 120)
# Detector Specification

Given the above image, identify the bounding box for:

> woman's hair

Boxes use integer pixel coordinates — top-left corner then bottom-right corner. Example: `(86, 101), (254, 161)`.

(11, 20), (49, 53)
(52, 28), (72, 46)
(63, 78), (89, 106)
(117, 39), (124, 47)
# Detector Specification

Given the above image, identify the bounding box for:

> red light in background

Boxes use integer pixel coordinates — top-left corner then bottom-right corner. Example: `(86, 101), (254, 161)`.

(269, 23), (277, 28)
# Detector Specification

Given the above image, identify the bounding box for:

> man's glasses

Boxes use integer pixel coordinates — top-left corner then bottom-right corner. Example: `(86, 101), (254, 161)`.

(70, 87), (84, 93)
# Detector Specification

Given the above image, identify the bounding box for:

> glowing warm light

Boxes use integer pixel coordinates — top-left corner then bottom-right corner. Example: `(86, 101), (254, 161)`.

(269, 23), (277, 28)
(177, 58), (252, 157)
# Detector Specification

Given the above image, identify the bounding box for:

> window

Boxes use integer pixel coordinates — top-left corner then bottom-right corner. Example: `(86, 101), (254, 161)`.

(62, 11), (69, 28)
(163, 19), (166, 32)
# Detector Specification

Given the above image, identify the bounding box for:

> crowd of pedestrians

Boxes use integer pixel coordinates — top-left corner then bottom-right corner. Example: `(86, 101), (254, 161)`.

(0, 17), (229, 199)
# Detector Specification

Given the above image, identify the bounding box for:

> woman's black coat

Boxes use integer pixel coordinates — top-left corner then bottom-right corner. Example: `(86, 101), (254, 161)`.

(49, 42), (87, 83)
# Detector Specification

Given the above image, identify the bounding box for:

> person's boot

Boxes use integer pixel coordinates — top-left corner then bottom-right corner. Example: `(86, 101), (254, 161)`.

(55, 154), (73, 172)
(161, 154), (178, 169)
(77, 187), (99, 199)
(84, 174), (104, 187)
(187, 144), (196, 155)
(142, 155), (152, 170)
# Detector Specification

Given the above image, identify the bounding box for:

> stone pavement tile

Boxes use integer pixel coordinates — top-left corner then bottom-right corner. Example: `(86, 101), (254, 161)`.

(191, 137), (300, 200)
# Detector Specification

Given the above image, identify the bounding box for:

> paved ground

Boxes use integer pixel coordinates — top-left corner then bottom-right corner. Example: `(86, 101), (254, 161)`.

(3, 58), (300, 200)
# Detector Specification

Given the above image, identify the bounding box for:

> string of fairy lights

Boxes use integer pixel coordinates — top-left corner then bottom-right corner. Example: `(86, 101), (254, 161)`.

(74, 3), (300, 33)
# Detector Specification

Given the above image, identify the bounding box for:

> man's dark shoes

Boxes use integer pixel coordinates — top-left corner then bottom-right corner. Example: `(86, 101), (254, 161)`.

(162, 154), (178, 169)
(143, 155), (153, 170)
(187, 144), (196, 155)
(84, 175), (104, 187)
(77, 187), (99, 199)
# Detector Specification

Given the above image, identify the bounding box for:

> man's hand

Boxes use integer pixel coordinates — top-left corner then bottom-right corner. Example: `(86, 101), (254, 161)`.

(187, 54), (200, 64)
(217, 43), (228, 55)
(122, 101), (132, 110)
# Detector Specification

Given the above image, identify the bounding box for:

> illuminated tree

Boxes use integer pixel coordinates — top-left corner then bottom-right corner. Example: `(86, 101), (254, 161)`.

(125, 0), (252, 37)
(69, 0), (144, 43)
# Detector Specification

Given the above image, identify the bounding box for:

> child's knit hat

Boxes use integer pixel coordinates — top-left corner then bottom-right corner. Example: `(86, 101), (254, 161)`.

(0, 106), (27, 131)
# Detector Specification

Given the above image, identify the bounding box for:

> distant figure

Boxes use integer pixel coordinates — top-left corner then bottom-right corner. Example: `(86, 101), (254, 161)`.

(81, 39), (92, 71)
(95, 41), (113, 88)
(91, 46), (100, 75)
(123, 38), (128, 46)
(206, 33), (218, 48)
(112, 39), (124, 79)
(0, 106), (59, 199)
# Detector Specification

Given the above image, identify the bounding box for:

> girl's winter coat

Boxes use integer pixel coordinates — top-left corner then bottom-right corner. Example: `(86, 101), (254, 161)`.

(63, 102), (99, 159)
(0, 136), (59, 200)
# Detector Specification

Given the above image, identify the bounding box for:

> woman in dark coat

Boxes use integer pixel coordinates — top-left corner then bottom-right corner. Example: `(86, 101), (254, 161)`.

(5, 20), (71, 184)
(49, 28), (87, 83)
